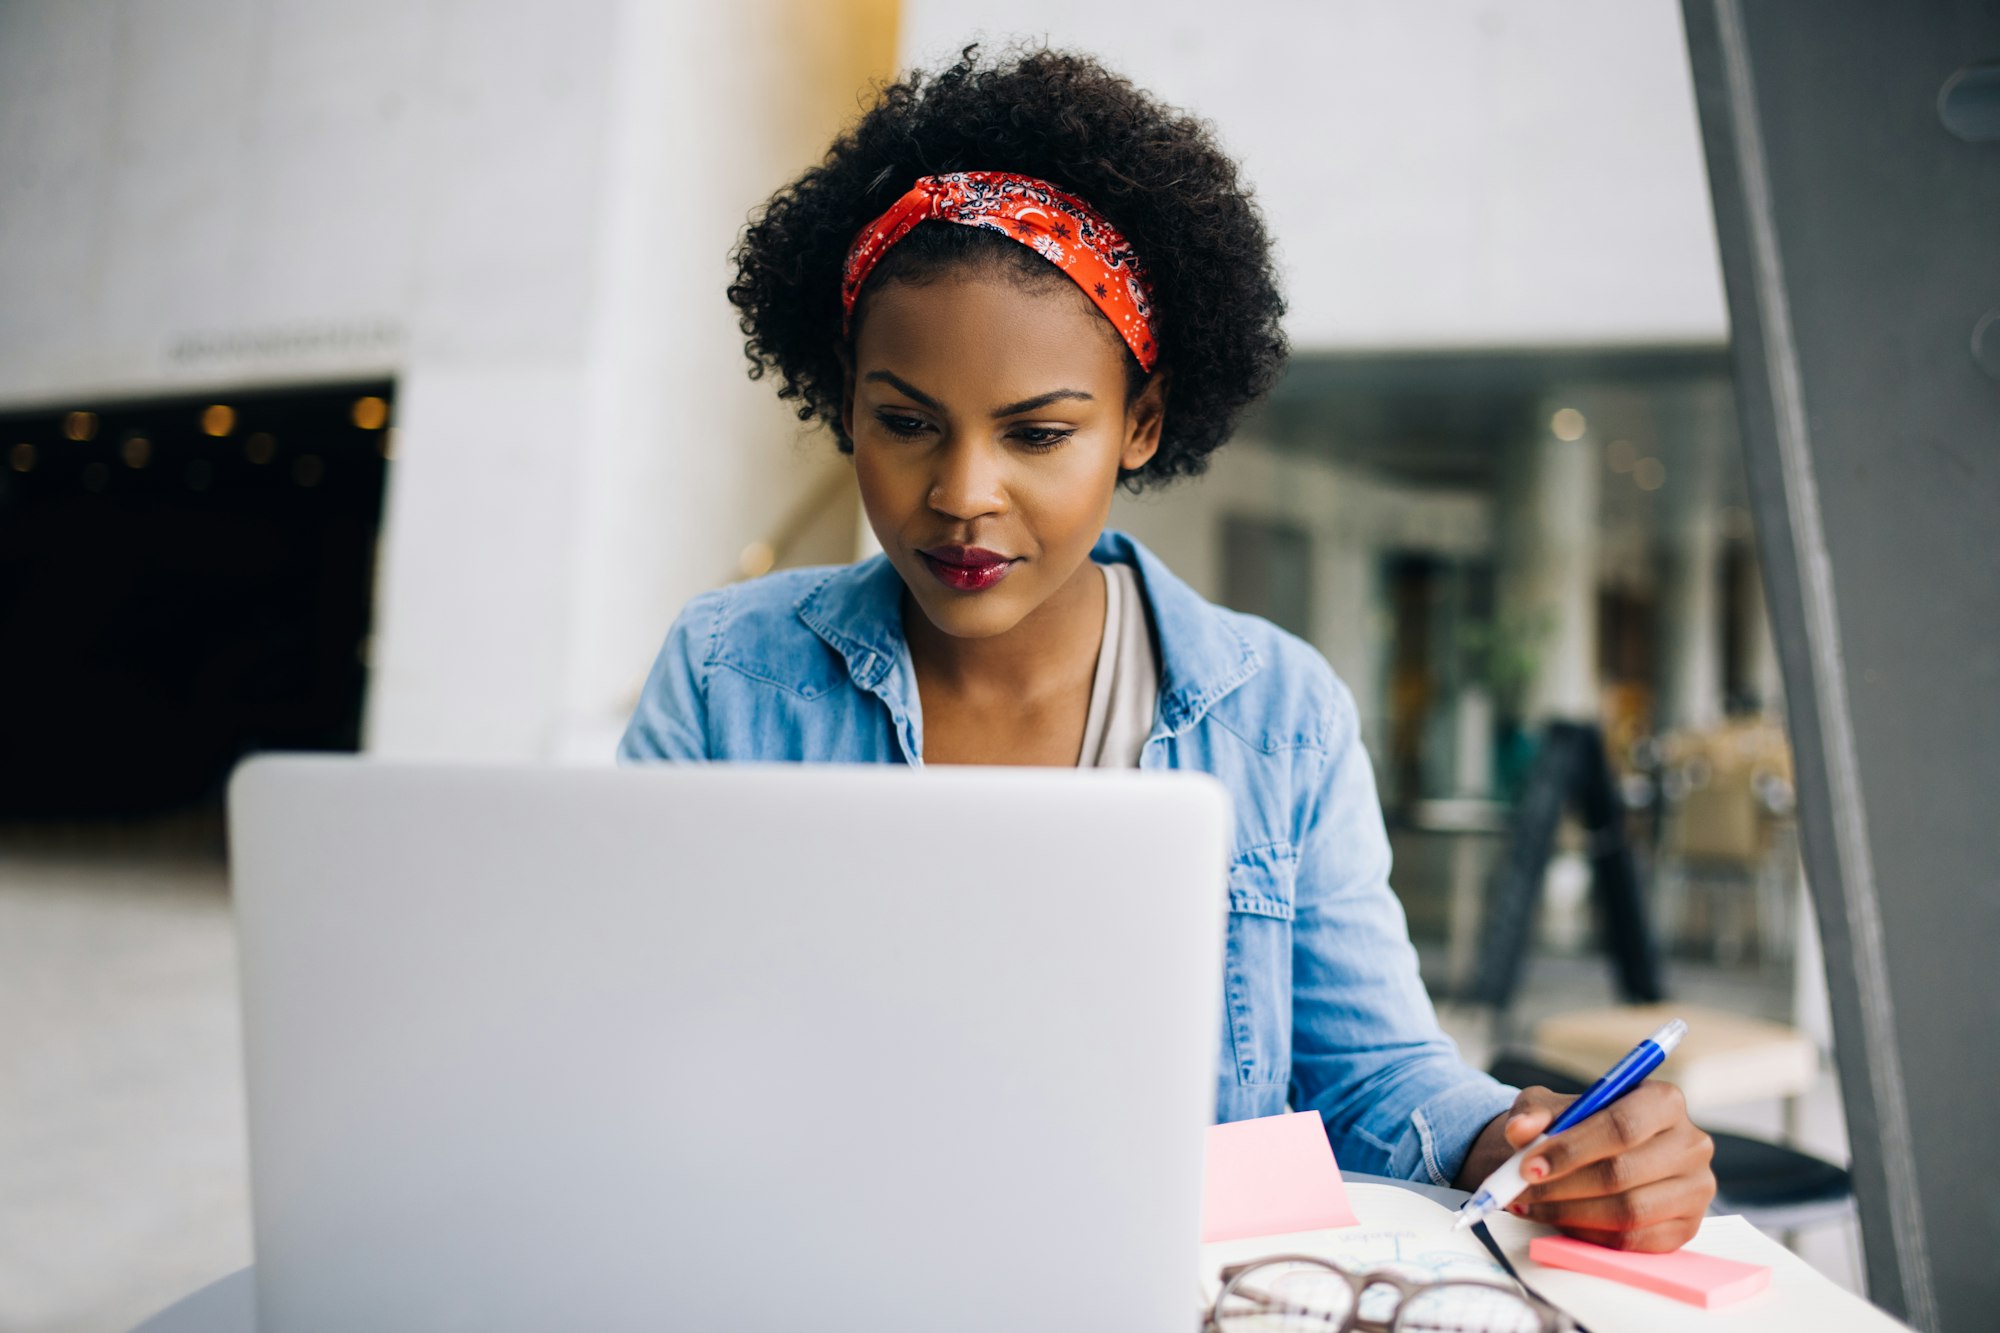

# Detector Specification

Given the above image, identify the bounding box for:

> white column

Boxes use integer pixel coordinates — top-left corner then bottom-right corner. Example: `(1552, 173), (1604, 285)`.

(366, 363), (596, 760)
(1496, 400), (1601, 724)
(1492, 401), (1602, 956)
(1742, 546), (1787, 718)
(549, 0), (897, 762)
(1658, 381), (1728, 731)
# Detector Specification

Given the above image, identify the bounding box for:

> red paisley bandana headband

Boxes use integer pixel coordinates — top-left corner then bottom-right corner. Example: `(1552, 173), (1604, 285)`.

(840, 171), (1160, 373)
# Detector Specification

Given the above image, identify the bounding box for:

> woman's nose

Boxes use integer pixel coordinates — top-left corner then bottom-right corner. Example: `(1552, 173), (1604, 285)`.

(926, 437), (1008, 520)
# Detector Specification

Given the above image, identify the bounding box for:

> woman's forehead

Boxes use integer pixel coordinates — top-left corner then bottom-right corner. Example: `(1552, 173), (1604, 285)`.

(853, 271), (1130, 399)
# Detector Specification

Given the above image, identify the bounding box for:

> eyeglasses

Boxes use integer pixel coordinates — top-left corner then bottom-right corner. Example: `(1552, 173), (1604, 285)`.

(1205, 1254), (1578, 1333)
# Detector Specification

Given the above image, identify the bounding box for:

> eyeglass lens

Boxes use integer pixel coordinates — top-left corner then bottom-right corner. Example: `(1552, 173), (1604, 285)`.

(1214, 1263), (1355, 1330)
(1397, 1282), (1544, 1333)
(1214, 1262), (1546, 1333)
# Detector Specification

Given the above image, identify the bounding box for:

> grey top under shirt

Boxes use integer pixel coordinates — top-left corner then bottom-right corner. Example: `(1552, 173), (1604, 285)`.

(1077, 560), (1161, 769)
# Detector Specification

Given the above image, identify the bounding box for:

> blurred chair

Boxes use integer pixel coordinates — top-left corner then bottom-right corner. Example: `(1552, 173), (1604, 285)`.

(1655, 719), (1798, 964)
(1407, 796), (1511, 998)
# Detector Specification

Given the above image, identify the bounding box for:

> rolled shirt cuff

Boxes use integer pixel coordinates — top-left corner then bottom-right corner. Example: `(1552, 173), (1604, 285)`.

(1390, 1074), (1520, 1189)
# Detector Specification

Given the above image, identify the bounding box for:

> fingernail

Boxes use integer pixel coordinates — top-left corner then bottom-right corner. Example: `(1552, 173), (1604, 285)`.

(1524, 1158), (1548, 1181)
(1509, 1202), (1529, 1216)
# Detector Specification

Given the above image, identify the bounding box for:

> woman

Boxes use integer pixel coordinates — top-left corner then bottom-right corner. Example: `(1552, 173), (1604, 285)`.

(621, 47), (1714, 1250)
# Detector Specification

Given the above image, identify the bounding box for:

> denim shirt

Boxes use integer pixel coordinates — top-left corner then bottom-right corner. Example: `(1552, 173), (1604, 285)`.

(618, 530), (1514, 1185)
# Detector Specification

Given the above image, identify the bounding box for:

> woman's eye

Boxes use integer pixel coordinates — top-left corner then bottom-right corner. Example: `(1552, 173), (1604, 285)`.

(875, 412), (932, 439)
(1012, 426), (1076, 451)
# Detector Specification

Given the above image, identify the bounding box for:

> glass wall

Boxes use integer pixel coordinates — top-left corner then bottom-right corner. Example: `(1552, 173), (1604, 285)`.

(1114, 347), (1800, 980)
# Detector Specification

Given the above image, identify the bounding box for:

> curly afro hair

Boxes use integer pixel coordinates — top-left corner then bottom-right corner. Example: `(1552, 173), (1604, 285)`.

(727, 45), (1288, 488)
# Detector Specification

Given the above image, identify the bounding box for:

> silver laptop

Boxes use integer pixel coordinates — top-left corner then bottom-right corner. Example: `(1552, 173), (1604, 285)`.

(229, 757), (1229, 1332)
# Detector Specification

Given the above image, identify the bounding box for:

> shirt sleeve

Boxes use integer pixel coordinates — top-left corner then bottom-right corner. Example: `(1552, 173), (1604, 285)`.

(615, 594), (718, 763)
(1287, 675), (1516, 1187)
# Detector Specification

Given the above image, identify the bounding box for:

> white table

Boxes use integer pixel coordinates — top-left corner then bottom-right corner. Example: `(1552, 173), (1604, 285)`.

(131, 1173), (1468, 1330)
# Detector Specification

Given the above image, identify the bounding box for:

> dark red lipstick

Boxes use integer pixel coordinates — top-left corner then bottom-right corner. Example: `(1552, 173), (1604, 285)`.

(918, 545), (1017, 592)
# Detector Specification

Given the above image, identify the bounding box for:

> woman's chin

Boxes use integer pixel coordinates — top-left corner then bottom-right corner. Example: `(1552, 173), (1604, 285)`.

(902, 583), (1034, 641)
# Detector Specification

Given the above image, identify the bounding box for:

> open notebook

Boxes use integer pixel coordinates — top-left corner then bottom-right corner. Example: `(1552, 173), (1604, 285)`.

(1202, 1183), (1512, 1300)
(1200, 1183), (1910, 1331)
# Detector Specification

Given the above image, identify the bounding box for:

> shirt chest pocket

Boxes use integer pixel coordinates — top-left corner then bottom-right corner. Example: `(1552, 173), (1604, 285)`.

(1222, 845), (1297, 1087)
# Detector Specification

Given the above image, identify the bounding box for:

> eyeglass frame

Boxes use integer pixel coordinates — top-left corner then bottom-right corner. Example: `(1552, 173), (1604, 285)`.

(1204, 1252), (1579, 1333)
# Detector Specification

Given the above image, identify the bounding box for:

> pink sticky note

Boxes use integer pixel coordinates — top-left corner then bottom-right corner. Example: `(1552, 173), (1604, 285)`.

(1200, 1110), (1357, 1242)
(1529, 1236), (1772, 1309)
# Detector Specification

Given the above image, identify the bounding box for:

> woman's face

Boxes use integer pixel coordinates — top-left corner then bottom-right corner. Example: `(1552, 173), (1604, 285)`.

(844, 269), (1163, 643)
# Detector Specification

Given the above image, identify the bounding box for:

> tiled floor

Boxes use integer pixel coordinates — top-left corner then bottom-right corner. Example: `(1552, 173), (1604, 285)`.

(0, 820), (248, 1333)
(0, 821), (1863, 1331)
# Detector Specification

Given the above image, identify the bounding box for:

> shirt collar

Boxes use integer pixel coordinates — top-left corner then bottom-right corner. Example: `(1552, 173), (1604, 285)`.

(1091, 530), (1263, 736)
(793, 530), (1263, 737)
(793, 551), (908, 695)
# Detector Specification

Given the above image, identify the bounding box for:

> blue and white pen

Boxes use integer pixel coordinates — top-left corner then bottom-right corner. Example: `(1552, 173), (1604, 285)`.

(1453, 1018), (1688, 1231)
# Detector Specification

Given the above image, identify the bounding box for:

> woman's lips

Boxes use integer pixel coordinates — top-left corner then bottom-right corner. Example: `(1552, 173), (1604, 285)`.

(918, 545), (1017, 592)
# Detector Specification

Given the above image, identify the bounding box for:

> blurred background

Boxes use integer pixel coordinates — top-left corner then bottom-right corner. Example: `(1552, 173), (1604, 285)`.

(0, 1), (1860, 1328)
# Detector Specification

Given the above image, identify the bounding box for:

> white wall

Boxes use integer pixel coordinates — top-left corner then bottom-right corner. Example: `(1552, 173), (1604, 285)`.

(0, 1), (611, 403)
(900, 0), (1727, 350)
(0, 0), (886, 762)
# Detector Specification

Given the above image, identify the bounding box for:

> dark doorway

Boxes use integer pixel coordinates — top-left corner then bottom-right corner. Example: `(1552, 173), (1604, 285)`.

(0, 384), (393, 818)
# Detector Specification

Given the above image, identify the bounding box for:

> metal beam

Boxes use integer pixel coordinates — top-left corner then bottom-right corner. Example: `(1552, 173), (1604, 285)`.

(1681, 2), (2000, 1327)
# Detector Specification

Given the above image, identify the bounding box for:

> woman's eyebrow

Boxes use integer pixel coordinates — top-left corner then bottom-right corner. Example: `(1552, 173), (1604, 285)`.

(991, 388), (1094, 418)
(863, 373), (1094, 420)
(863, 370), (944, 413)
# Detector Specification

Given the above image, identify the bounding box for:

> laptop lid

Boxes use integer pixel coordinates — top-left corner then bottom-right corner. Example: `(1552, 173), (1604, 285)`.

(229, 757), (1227, 1332)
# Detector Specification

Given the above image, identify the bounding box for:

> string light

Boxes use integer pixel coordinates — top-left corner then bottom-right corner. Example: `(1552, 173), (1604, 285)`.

(121, 436), (151, 468)
(64, 411), (98, 441)
(9, 442), (34, 472)
(201, 404), (235, 436)
(1551, 408), (1587, 441)
(1634, 457), (1666, 491)
(351, 396), (389, 430)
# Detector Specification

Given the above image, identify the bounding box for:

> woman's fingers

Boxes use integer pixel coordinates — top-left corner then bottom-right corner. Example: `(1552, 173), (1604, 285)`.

(1517, 1167), (1717, 1234)
(1492, 1079), (1716, 1254)
(1517, 1081), (1690, 1185)
(1554, 1217), (1707, 1253)
(1518, 1121), (1714, 1203)
(1476, 1081), (1716, 1253)
(1501, 1086), (1571, 1148)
